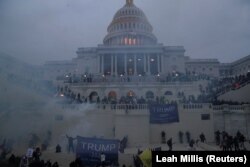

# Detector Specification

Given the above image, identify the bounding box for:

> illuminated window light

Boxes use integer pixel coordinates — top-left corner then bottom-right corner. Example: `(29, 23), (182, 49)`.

(129, 59), (132, 62)
(151, 58), (155, 62)
(129, 38), (132, 45)
(124, 38), (128, 45)
(138, 58), (142, 61)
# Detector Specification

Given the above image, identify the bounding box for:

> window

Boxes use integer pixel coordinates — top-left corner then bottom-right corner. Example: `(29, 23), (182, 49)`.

(165, 91), (173, 96)
(201, 114), (210, 120)
(124, 37), (128, 45)
(55, 115), (63, 121)
(146, 91), (154, 99)
(133, 38), (136, 45)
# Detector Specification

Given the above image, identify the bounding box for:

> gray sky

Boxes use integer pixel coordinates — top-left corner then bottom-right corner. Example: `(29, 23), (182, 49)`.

(0, 0), (250, 65)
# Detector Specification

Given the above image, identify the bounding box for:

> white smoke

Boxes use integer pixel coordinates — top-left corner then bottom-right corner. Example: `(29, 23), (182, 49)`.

(0, 61), (97, 154)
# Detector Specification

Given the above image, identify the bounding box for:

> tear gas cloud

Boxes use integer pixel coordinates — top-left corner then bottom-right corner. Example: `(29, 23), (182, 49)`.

(0, 57), (97, 152)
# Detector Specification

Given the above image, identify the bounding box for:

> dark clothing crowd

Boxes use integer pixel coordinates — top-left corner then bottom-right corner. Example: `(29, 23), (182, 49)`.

(215, 130), (247, 151)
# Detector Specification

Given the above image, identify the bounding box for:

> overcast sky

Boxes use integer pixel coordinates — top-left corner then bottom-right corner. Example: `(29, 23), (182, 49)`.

(0, 0), (250, 65)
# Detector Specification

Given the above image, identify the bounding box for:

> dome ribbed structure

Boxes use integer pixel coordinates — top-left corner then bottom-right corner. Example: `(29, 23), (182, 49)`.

(103, 0), (157, 46)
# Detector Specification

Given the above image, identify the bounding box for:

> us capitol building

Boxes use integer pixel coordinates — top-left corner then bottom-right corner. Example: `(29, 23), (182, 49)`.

(45, 0), (250, 80)
(43, 0), (250, 145)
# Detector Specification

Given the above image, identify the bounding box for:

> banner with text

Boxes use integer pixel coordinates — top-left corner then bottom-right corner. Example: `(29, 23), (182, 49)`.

(76, 136), (119, 166)
(149, 104), (179, 124)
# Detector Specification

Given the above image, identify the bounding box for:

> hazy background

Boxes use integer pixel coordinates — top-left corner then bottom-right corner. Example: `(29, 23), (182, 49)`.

(0, 0), (250, 65)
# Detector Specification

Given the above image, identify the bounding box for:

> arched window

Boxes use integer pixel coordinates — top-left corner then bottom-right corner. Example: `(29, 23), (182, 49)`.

(89, 91), (98, 102)
(133, 38), (136, 45)
(127, 91), (135, 97)
(108, 91), (117, 101)
(120, 37), (123, 45)
(165, 91), (173, 96)
(128, 38), (132, 45)
(146, 91), (154, 99)
(124, 37), (128, 45)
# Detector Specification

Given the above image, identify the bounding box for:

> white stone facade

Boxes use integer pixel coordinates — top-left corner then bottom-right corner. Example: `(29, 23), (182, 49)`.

(43, 0), (249, 79)
(42, 0), (250, 145)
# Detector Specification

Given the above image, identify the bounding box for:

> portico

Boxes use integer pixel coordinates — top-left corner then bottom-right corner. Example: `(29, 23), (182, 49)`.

(100, 53), (162, 76)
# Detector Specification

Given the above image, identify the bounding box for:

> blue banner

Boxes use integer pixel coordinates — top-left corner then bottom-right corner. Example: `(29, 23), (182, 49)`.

(149, 104), (179, 124)
(76, 136), (119, 166)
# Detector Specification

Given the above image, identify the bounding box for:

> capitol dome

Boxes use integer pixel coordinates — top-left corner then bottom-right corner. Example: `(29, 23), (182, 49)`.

(103, 0), (157, 46)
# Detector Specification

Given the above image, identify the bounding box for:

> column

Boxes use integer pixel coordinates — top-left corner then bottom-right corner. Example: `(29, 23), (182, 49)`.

(134, 54), (137, 75)
(98, 55), (101, 73)
(159, 54), (162, 73)
(101, 55), (104, 74)
(143, 54), (146, 74)
(125, 54), (127, 75)
(111, 54), (114, 75)
(115, 54), (117, 76)
(157, 54), (160, 74)
(147, 54), (151, 75)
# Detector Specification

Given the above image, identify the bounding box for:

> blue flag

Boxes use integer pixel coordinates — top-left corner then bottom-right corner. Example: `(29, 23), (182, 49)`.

(149, 104), (179, 124)
(76, 136), (119, 166)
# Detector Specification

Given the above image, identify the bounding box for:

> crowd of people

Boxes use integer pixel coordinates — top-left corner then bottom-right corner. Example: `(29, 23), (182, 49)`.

(215, 130), (247, 151)
(62, 72), (211, 84)
(57, 86), (179, 106)
(57, 85), (211, 106)
(57, 88), (250, 108)
(56, 71), (250, 107)
(212, 100), (250, 105)
(211, 73), (250, 96)
(1, 130), (249, 167)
